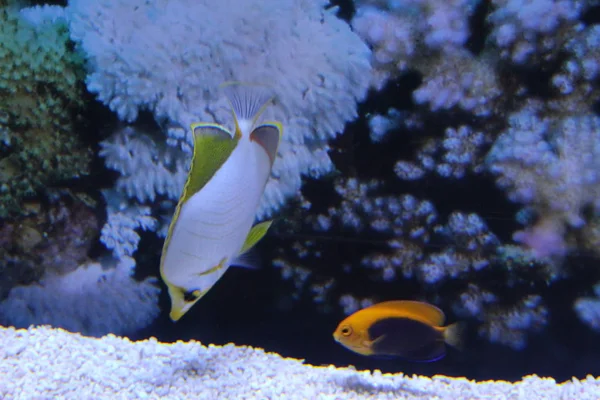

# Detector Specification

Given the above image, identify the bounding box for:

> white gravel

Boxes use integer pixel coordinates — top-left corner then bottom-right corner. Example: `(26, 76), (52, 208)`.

(1, 326), (599, 399)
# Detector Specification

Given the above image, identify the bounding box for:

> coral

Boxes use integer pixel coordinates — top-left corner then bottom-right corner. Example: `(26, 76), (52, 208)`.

(479, 295), (549, 350)
(100, 189), (157, 259)
(412, 49), (502, 117)
(357, 193), (438, 282)
(2, 326), (600, 398)
(0, 257), (160, 337)
(312, 179), (499, 285)
(454, 285), (548, 350)
(394, 125), (491, 180)
(552, 25), (600, 96)
(436, 126), (489, 178)
(350, 0), (504, 188)
(351, 5), (417, 89)
(99, 126), (187, 204)
(98, 126), (187, 244)
(352, 0), (494, 106)
(452, 283), (498, 318)
(0, 3), (90, 218)
(272, 176), (504, 314)
(260, 0), (600, 352)
(488, 0), (583, 64)
(367, 109), (404, 143)
(496, 244), (562, 282)
(574, 283), (600, 331)
(65, 0), (372, 219)
(270, 161), (563, 348)
(13, 0), (600, 356)
(485, 101), (600, 258)
(338, 294), (375, 315)
(417, 212), (500, 284)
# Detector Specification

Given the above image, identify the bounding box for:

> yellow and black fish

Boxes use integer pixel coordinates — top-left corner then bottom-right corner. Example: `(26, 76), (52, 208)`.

(333, 300), (464, 362)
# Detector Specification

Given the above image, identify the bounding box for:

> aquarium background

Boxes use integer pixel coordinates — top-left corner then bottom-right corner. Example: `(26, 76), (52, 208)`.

(1, 0), (600, 386)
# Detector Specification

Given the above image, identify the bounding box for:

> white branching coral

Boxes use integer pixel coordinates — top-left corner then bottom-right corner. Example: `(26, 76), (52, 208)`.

(100, 189), (157, 259)
(99, 127), (188, 203)
(66, 0), (372, 219)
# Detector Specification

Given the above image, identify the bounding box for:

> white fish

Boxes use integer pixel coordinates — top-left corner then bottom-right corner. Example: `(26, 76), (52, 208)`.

(160, 82), (282, 321)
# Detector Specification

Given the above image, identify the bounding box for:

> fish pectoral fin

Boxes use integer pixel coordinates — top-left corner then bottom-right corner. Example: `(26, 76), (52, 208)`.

(251, 122), (282, 165)
(239, 220), (273, 254)
(181, 123), (239, 203)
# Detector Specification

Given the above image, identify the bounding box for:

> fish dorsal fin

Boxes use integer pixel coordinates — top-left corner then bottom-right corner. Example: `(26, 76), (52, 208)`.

(368, 300), (446, 326)
(250, 122), (282, 166)
(239, 220), (273, 255)
(181, 123), (238, 203)
(220, 81), (275, 136)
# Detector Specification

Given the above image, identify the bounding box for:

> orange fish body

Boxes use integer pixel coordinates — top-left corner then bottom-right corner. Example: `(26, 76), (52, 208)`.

(333, 300), (463, 362)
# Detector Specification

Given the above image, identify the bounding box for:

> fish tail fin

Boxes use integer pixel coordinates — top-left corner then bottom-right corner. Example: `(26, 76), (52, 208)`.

(443, 322), (466, 351)
(220, 81), (275, 128)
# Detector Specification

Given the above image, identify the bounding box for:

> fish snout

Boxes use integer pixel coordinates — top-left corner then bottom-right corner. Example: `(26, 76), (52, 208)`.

(333, 332), (341, 343)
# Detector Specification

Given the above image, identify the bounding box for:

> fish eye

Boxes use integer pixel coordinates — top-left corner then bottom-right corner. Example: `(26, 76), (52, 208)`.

(340, 325), (353, 336)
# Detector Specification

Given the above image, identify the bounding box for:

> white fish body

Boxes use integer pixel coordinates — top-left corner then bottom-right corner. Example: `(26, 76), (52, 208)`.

(160, 82), (282, 321)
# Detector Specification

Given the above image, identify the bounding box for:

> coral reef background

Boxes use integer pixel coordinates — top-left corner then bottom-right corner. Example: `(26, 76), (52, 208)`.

(2, 0), (600, 389)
